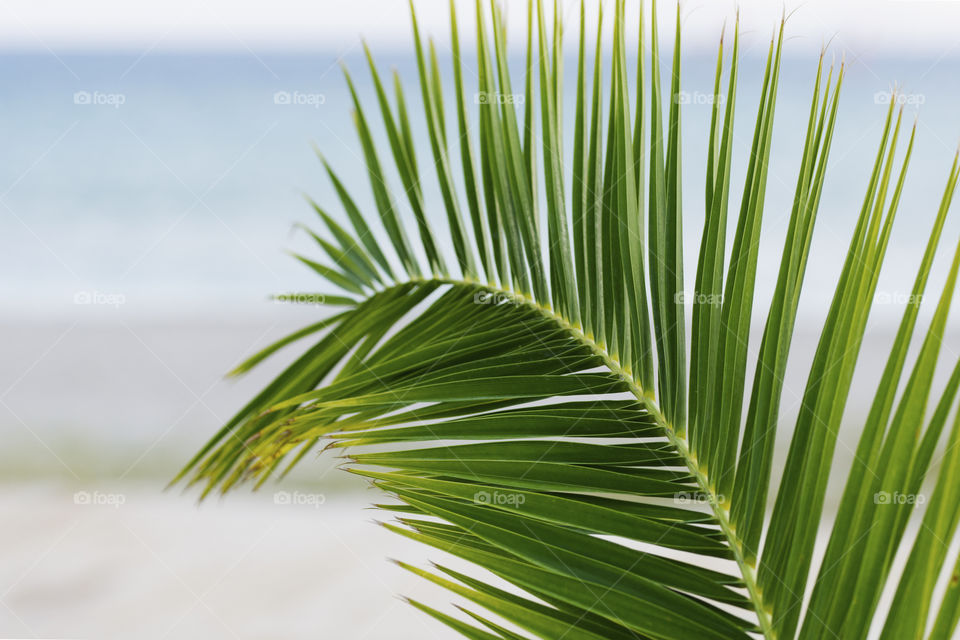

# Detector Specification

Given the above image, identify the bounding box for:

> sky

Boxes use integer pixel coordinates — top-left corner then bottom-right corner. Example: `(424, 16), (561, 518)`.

(1, 0), (959, 56)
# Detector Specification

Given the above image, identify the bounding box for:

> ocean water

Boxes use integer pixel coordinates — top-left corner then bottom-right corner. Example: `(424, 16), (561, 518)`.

(3, 51), (960, 314)
(2, 50), (960, 468)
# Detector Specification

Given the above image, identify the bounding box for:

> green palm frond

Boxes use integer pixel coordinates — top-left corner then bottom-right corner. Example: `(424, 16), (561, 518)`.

(177, 1), (960, 638)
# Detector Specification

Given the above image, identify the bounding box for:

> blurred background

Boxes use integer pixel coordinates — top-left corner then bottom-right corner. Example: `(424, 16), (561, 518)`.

(3, 0), (960, 637)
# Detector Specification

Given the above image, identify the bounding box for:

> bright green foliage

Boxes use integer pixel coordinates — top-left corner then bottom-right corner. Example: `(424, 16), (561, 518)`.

(177, 2), (960, 639)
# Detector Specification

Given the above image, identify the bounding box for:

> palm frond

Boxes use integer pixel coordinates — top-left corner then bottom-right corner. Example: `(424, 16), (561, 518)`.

(177, 2), (960, 639)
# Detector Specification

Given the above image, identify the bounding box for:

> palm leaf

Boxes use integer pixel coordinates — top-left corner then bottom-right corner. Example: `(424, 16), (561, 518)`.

(177, 2), (960, 639)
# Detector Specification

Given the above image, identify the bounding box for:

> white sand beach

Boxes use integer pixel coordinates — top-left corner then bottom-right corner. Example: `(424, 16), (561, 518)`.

(1, 481), (469, 639)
